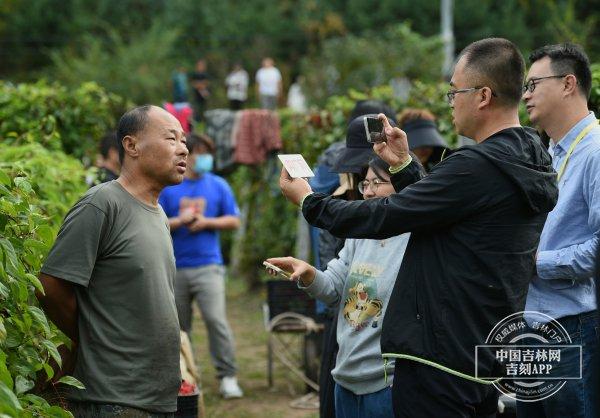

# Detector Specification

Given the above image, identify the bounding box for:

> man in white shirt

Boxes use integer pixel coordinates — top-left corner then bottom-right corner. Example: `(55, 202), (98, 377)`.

(255, 57), (282, 110)
(225, 63), (249, 110)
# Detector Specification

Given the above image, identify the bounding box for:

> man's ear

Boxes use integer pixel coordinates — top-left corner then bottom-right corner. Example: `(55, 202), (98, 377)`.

(477, 87), (494, 110)
(122, 135), (140, 159)
(563, 74), (578, 97)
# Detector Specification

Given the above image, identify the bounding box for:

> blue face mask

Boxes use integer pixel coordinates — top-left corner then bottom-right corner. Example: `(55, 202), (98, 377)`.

(193, 154), (213, 174)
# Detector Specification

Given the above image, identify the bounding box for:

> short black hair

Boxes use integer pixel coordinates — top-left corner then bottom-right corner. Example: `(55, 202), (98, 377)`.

(99, 131), (118, 158)
(529, 43), (592, 99)
(459, 38), (525, 107)
(185, 133), (215, 155)
(116, 105), (153, 163)
(367, 156), (391, 181)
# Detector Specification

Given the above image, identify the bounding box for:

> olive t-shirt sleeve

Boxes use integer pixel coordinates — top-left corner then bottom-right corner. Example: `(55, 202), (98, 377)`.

(41, 203), (107, 287)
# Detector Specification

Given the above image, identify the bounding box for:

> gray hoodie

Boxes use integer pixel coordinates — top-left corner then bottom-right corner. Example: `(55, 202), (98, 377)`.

(300, 234), (410, 394)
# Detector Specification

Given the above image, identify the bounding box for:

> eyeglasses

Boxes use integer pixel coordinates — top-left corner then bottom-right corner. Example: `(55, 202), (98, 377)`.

(446, 86), (496, 105)
(358, 179), (391, 194)
(522, 74), (568, 93)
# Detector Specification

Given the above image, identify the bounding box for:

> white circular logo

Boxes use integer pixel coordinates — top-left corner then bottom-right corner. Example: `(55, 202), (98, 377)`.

(476, 311), (581, 402)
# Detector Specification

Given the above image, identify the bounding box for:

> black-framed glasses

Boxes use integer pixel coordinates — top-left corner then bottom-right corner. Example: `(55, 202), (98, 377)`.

(522, 74), (568, 93)
(446, 86), (496, 105)
(358, 179), (391, 194)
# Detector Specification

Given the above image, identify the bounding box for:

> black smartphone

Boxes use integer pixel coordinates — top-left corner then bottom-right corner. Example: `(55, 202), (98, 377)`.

(364, 116), (386, 143)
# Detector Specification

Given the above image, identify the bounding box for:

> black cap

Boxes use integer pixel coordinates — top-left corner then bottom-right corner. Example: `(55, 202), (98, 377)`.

(348, 100), (397, 124)
(403, 119), (447, 149)
(333, 114), (397, 174)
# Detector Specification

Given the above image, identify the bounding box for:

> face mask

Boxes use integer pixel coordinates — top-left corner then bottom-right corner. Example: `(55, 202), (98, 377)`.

(193, 154), (213, 174)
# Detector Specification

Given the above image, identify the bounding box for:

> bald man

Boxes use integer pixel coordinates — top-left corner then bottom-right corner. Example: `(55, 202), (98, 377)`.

(37, 105), (189, 417)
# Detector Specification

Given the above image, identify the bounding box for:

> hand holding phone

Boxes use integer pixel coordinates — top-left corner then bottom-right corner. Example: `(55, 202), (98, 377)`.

(263, 258), (317, 287)
(263, 261), (292, 279)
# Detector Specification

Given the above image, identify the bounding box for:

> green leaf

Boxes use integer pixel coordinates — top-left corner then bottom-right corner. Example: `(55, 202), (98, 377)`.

(0, 382), (21, 414)
(13, 177), (32, 194)
(23, 239), (47, 253)
(21, 393), (48, 406)
(4, 328), (20, 348)
(45, 405), (74, 418)
(57, 375), (84, 390)
(0, 352), (12, 390)
(0, 238), (18, 272)
(25, 274), (44, 295)
(0, 318), (5, 342)
(41, 340), (61, 368)
(0, 171), (10, 186)
(28, 306), (50, 336)
(42, 363), (54, 381)
(14, 375), (34, 395)
(35, 225), (55, 246)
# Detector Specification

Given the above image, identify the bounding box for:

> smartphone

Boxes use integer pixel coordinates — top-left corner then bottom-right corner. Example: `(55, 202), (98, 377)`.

(364, 116), (386, 143)
(263, 261), (292, 279)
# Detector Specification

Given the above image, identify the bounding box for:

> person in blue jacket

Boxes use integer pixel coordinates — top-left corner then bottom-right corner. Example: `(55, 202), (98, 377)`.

(159, 133), (244, 399)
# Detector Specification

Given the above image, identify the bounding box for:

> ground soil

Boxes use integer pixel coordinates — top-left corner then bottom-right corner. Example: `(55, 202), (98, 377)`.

(189, 277), (319, 418)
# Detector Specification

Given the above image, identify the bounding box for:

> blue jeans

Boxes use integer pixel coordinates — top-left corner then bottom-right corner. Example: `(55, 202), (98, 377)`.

(334, 383), (394, 418)
(517, 310), (599, 418)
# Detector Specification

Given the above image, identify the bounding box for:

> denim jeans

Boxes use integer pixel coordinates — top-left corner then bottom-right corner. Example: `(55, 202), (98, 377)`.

(68, 402), (174, 418)
(175, 264), (237, 378)
(334, 383), (394, 418)
(517, 310), (599, 418)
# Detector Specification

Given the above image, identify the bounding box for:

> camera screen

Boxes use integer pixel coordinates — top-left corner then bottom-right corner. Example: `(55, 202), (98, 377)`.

(365, 117), (385, 143)
(367, 117), (383, 133)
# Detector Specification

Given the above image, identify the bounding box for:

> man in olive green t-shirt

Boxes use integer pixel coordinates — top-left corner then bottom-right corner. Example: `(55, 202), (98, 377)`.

(37, 105), (189, 416)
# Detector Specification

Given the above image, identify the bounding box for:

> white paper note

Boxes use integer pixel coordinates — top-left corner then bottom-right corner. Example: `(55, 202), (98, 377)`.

(278, 154), (315, 178)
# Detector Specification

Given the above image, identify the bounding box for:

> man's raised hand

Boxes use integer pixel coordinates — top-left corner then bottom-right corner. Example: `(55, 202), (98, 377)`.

(373, 113), (410, 167)
(278, 167), (313, 206)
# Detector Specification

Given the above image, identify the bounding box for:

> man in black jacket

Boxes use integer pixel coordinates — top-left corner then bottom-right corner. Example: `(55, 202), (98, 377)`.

(280, 38), (559, 417)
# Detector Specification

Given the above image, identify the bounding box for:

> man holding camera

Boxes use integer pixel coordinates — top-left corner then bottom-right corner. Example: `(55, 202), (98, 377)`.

(280, 38), (559, 417)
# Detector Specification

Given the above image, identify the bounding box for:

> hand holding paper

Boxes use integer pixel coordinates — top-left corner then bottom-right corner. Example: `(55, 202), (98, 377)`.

(278, 154), (314, 206)
(279, 167), (313, 206)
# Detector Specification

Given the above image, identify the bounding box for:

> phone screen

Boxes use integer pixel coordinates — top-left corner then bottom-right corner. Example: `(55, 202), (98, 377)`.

(364, 117), (385, 143)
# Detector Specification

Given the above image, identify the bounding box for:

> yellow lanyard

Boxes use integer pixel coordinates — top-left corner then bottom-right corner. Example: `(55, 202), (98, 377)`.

(556, 120), (599, 182)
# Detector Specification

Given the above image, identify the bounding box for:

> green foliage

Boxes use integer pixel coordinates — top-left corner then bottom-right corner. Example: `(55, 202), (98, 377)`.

(227, 165), (299, 288)
(2, 0), (598, 110)
(0, 149), (87, 416)
(0, 79), (96, 415)
(590, 64), (600, 115)
(50, 21), (180, 106)
(302, 24), (444, 105)
(545, 0), (597, 51)
(0, 81), (127, 160)
(0, 144), (89, 222)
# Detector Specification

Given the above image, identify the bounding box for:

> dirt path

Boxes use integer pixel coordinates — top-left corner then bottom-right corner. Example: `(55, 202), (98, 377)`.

(189, 278), (319, 418)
